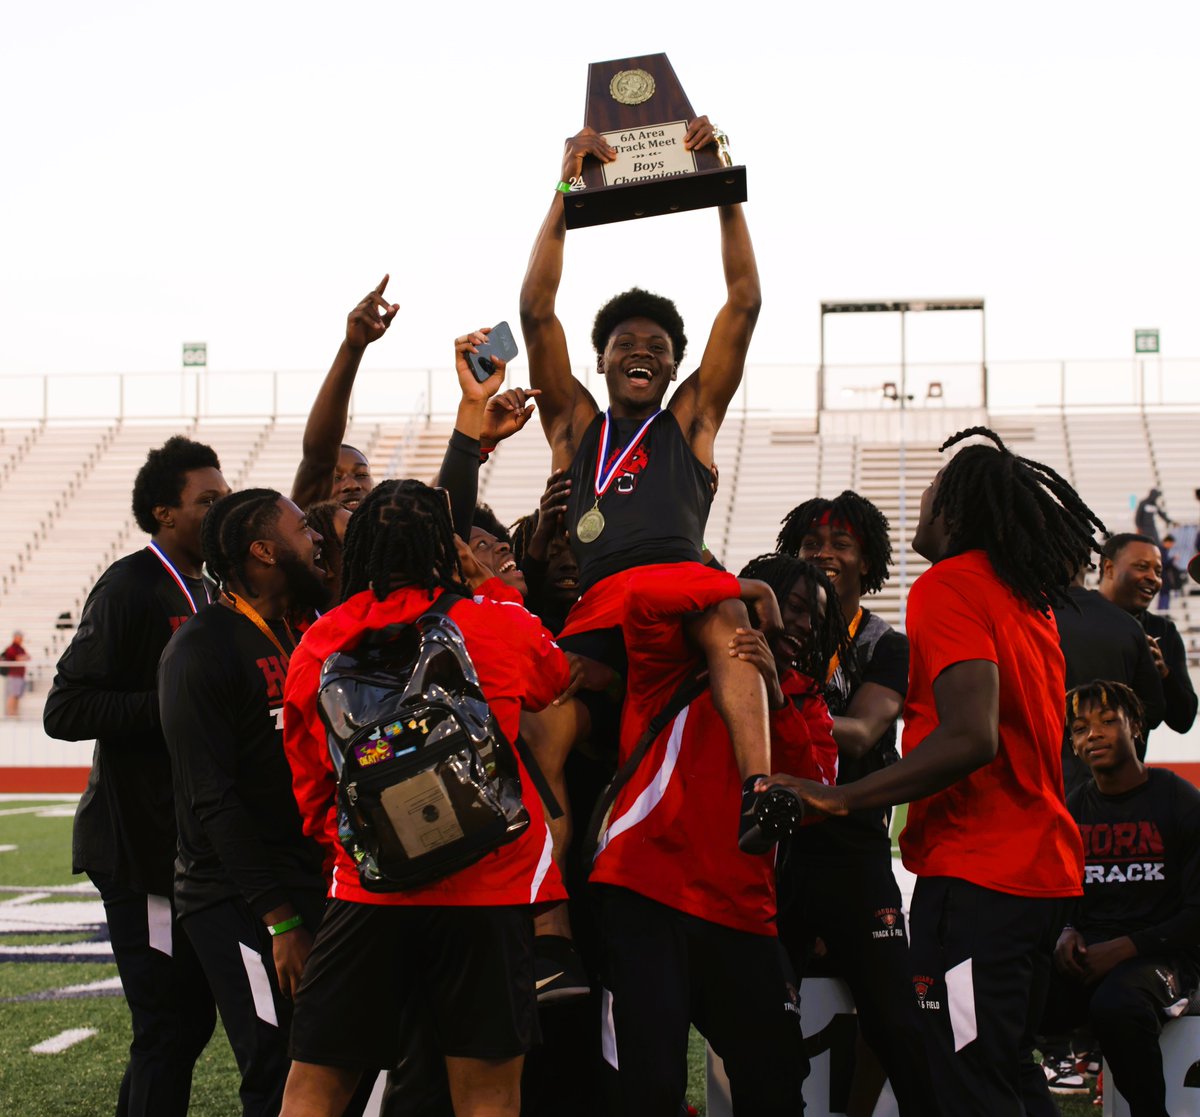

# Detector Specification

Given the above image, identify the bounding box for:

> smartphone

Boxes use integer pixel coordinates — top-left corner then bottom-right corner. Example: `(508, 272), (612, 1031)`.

(467, 321), (519, 383)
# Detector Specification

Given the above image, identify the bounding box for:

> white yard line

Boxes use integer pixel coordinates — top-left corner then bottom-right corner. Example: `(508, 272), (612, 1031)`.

(0, 941), (113, 957)
(52, 977), (123, 996)
(2, 892), (51, 906)
(0, 882), (98, 894)
(0, 802), (76, 816)
(30, 1028), (98, 1054)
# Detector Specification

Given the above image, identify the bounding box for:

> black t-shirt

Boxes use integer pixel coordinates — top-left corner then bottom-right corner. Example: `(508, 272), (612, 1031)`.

(158, 603), (324, 919)
(1068, 768), (1200, 964)
(45, 548), (213, 895)
(566, 411), (712, 595)
(791, 609), (909, 858)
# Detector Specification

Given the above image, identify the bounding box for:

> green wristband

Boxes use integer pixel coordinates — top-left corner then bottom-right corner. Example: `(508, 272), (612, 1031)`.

(267, 914), (303, 937)
(555, 180), (572, 193)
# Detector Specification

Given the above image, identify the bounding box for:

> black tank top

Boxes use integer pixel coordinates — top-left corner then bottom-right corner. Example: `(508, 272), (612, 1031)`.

(566, 410), (713, 594)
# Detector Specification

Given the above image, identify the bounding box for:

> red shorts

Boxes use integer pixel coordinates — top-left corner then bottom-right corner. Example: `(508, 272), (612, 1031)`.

(559, 561), (719, 642)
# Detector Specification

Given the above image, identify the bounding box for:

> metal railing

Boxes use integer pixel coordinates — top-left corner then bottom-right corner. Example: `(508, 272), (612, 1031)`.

(1, 357), (1197, 426)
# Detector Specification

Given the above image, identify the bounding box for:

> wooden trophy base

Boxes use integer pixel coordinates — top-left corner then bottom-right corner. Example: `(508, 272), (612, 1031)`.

(563, 165), (746, 230)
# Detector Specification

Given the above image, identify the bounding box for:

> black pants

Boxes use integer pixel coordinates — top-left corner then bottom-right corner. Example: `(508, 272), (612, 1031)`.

(1033, 955), (1197, 1117)
(598, 884), (806, 1117)
(91, 873), (216, 1117)
(908, 876), (1066, 1117)
(778, 852), (934, 1116)
(181, 893), (322, 1117)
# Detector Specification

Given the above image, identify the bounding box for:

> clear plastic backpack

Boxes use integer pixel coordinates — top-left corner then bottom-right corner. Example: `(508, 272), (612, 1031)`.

(317, 593), (530, 891)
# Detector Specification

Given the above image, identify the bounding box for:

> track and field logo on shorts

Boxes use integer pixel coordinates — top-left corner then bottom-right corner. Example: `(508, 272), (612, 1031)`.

(872, 907), (904, 940)
(912, 974), (940, 1010)
(783, 980), (801, 1018)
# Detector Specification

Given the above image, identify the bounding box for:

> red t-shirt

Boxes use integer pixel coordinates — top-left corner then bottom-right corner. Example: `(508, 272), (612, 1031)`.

(899, 551), (1083, 898)
(283, 585), (570, 907)
(2, 644), (28, 678)
(590, 564), (839, 934)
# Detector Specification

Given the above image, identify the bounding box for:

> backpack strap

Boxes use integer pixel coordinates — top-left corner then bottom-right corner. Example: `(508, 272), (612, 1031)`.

(422, 588), (564, 821)
(580, 668), (708, 871)
(504, 727), (564, 821)
(422, 587), (470, 619)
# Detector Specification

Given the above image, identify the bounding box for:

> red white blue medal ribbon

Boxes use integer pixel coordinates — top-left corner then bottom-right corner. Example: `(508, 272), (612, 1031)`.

(594, 409), (660, 498)
(147, 541), (211, 615)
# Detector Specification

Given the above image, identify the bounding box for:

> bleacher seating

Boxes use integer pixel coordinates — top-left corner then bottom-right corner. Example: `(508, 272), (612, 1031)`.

(2, 406), (1197, 674)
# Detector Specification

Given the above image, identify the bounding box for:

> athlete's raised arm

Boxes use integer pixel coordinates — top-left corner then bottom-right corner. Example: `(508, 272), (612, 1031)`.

(671, 121), (761, 465)
(519, 130), (611, 470)
(291, 276), (398, 510)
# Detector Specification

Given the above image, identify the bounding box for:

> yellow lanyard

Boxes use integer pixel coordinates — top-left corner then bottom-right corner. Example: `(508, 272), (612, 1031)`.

(826, 607), (863, 685)
(223, 592), (296, 663)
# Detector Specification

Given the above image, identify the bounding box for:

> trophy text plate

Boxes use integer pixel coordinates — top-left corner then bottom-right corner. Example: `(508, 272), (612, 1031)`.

(600, 121), (697, 187)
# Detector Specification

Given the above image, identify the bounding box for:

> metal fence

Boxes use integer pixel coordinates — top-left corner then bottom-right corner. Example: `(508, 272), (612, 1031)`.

(0, 357), (1197, 424)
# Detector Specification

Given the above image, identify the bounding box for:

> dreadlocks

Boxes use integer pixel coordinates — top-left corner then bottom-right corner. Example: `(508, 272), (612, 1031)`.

(738, 553), (851, 684)
(776, 491), (893, 595)
(305, 499), (345, 593)
(508, 510), (538, 566)
(340, 479), (465, 602)
(201, 489), (282, 594)
(1067, 680), (1146, 745)
(932, 427), (1105, 615)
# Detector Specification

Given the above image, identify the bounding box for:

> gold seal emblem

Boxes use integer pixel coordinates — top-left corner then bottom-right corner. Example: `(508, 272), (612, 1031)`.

(609, 69), (656, 106)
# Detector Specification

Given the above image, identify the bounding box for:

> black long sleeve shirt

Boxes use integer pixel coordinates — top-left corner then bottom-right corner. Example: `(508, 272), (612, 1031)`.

(1054, 587), (1167, 793)
(1139, 609), (1198, 735)
(1069, 768), (1200, 964)
(44, 548), (212, 895)
(158, 603), (324, 919)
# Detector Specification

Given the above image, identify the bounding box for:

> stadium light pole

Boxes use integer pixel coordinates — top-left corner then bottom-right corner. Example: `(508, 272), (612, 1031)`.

(818, 299), (986, 630)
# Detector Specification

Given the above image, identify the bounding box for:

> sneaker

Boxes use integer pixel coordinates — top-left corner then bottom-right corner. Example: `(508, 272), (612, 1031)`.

(1044, 1058), (1088, 1095)
(738, 780), (806, 855)
(1075, 1052), (1101, 1077)
(533, 935), (590, 1004)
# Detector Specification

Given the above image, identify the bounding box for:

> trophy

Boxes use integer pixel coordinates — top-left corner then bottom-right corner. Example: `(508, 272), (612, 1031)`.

(562, 53), (747, 229)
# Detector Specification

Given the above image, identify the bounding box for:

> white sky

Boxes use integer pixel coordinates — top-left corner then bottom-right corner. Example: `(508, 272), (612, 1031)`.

(2, 0), (1197, 384)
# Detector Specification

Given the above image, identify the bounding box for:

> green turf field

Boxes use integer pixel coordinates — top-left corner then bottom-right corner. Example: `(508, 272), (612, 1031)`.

(0, 799), (239, 1116)
(0, 797), (1097, 1115)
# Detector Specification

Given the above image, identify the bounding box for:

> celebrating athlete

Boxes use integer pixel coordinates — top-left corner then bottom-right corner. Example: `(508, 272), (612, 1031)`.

(520, 118), (781, 849)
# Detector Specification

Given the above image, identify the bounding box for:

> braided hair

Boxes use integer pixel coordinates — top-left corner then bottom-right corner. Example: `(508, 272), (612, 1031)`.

(201, 489), (283, 593)
(304, 499), (346, 595)
(776, 491), (893, 595)
(340, 479), (465, 602)
(932, 427), (1105, 614)
(738, 553), (851, 684)
(508, 511), (538, 566)
(1066, 680), (1146, 746)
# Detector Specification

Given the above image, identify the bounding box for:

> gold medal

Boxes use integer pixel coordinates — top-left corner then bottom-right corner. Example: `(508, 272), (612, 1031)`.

(580, 409), (659, 547)
(576, 504), (605, 544)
